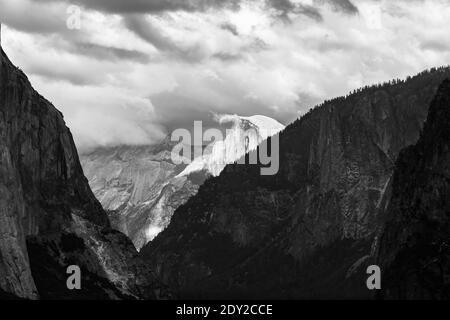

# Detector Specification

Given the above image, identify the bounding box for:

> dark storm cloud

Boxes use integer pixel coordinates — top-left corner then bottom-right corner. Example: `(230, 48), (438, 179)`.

(420, 40), (450, 52)
(0, 15), (62, 34)
(316, 0), (359, 15)
(124, 12), (272, 63)
(294, 4), (323, 21)
(27, 64), (97, 86)
(212, 52), (243, 61)
(220, 23), (239, 36)
(266, 0), (323, 22)
(30, 0), (242, 14)
(248, 38), (271, 51)
(149, 72), (301, 135)
(334, 0), (359, 14)
(73, 42), (150, 63)
(123, 15), (206, 62)
(120, 0), (324, 55)
(150, 91), (225, 133)
(28, 0), (325, 21)
(0, 1), (67, 34)
(123, 15), (177, 52)
(150, 90), (286, 133)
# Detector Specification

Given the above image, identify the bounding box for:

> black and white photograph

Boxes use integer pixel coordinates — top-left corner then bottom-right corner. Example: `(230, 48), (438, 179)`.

(0, 0), (449, 312)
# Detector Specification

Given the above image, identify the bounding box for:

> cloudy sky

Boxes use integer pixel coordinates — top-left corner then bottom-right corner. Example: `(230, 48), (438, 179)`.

(1, 0), (450, 151)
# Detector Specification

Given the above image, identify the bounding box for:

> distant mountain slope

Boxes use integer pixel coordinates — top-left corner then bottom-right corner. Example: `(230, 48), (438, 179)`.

(377, 79), (450, 299)
(81, 141), (202, 250)
(141, 67), (450, 299)
(0, 47), (162, 299)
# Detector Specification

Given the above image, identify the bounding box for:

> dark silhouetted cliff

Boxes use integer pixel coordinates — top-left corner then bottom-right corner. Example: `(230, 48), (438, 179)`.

(377, 80), (450, 299)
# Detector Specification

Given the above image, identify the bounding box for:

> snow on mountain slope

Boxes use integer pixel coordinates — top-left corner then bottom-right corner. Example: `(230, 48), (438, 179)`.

(178, 114), (285, 177)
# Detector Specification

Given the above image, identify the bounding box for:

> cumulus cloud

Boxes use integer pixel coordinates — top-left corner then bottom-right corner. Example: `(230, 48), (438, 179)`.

(2, 0), (450, 151)
(31, 81), (167, 152)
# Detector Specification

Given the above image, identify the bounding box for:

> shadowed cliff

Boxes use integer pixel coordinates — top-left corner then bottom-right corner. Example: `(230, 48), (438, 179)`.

(0, 47), (164, 299)
(377, 79), (450, 299)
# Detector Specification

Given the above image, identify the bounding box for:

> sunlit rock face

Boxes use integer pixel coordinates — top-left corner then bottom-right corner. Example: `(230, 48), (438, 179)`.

(0, 47), (162, 299)
(81, 141), (203, 250)
(178, 115), (285, 177)
(141, 67), (450, 299)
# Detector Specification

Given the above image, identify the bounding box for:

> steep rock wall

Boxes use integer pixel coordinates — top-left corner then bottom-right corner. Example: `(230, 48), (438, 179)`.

(0, 47), (162, 299)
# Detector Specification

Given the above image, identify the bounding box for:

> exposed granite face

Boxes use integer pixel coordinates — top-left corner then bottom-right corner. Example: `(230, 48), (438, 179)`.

(141, 68), (450, 298)
(377, 80), (450, 300)
(81, 144), (205, 250)
(0, 48), (162, 299)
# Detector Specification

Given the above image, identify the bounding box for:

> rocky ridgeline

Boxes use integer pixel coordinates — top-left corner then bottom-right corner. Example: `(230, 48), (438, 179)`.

(141, 67), (450, 298)
(0, 47), (164, 299)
